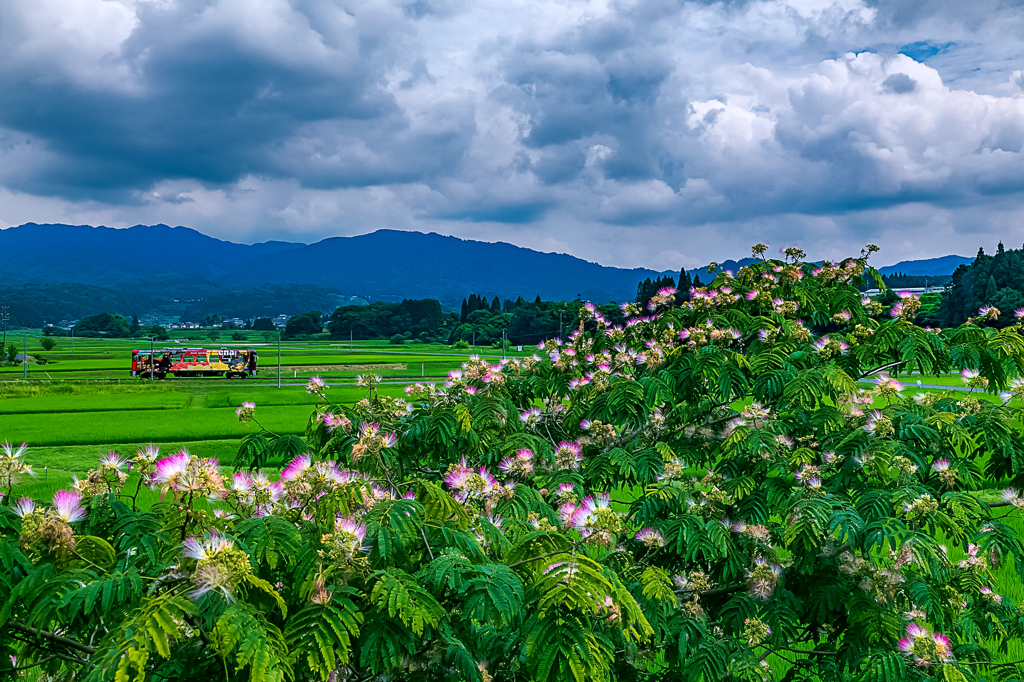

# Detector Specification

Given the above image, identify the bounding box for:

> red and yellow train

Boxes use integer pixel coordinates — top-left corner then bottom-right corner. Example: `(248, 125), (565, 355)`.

(131, 348), (258, 379)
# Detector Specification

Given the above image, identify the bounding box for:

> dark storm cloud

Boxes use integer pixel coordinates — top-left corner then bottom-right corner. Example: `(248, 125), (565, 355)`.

(0, 0), (1024, 268)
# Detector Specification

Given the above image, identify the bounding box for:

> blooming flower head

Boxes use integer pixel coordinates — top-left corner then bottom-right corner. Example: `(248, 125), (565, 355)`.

(931, 459), (949, 472)
(978, 305), (1000, 321)
(864, 410), (894, 438)
(897, 623), (953, 667)
(980, 586), (1002, 604)
(570, 493), (621, 544)
(1002, 488), (1024, 507)
(281, 454), (313, 481)
(13, 497), (36, 517)
(306, 376), (327, 394)
(100, 451), (131, 472)
(874, 373), (903, 397)
(154, 450), (224, 496)
(322, 412), (352, 433)
(520, 407), (543, 428)
(183, 531), (252, 601)
(236, 401), (256, 424)
(0, 442), (34, 485)
(356, 374), (382, 388)
(1016, 307), (1024, 320)
(554, 441), (584, 470)
(746, 557), (782, 600)
(498, 449), (535, 478)
(634, 527), (664, 547)
(326, 517), (370, 562)
(961, 369), (989, 389)
(812, 336), (849, 357)
(52, 490), (86, 523)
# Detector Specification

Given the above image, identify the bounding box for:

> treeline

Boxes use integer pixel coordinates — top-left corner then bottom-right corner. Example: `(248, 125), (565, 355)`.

(939, 243), (1024, 326)
(635, 270), (704, 309)
(325, 297), (625, 346)
(860, 272), (952, 290)
(0, 277), (347, 328)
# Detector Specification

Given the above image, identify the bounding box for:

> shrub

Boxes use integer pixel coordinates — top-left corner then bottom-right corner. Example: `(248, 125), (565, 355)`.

(389, 334), (405, 344)
(4, 247), (1024, 681)
(452, 339), (470, 349)
(39, 337), (57, 351)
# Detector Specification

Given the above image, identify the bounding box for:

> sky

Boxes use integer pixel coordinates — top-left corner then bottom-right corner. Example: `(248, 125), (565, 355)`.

(1, 0), (1023, 270)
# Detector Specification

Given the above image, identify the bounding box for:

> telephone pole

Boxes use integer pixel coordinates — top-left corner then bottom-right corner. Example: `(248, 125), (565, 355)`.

(23, 335), (28, 379)
(1, 306), (8, 358)
(277, 331), (282, 389)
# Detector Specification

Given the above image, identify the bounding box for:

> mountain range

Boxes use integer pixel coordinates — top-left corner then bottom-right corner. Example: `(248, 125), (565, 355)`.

(0, 223), (972, 326)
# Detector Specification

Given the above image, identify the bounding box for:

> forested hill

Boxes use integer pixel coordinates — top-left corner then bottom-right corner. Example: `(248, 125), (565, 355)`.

(939, 243), (1024, 326)
(218, 229), (666, 304)
(0, 223), (669, 306)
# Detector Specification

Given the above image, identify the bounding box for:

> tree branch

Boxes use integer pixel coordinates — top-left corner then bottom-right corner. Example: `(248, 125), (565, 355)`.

(859, 361), (905, 379)
(6, 620), (97, 656)
(0, 654), (55, 672)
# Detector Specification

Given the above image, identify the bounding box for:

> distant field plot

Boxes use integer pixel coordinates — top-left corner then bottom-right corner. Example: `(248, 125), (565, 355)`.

(0, 403), (311, 446)
(0, 391), (193, 414)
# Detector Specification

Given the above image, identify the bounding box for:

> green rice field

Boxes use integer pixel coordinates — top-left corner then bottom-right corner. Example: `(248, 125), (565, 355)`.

(0, 338), (504, 506)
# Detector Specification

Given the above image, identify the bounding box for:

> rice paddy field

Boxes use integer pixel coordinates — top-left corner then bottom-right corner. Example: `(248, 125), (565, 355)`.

(2, 334), (1024, 669)
(0, 336), (521, 495)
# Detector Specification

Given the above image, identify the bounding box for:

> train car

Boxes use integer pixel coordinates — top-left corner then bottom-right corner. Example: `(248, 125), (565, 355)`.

(131, 348), (258, 379)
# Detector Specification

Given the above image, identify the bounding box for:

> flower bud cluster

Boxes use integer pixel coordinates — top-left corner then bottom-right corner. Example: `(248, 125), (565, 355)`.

(745, 557), (783, 600)
(1, 442), (34, 488)
(838, 551), (906, 604)
(16, 490), (86, 554)
(744, 618), (772, 645)
(578, 419), (617, 447)
(564, 493), (622, 546)
(155, 450), (224, 497)
(444, 459), (515, 514)
(902, 494), (938, 523)
(678, 320), (742, 348)
(183, 532), (253, 601)
(897, 623), (953, 667)
(236, 401), (256, 424)
(74, 452), (131, 496)
(889, 291), (921, 322)
(321, 517), (370, 569)
(350, 422), (398, 461)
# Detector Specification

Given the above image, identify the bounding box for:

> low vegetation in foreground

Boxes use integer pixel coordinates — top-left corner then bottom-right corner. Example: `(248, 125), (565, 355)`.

(3, 246), (1024, 681)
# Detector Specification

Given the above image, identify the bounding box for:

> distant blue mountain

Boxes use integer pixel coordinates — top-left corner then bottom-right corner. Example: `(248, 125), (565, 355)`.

(0, 223), (976, 311)
(877, 255), (972, 277)
(220, 229), (668, 305)
(0, 223), (305, 285)
(0, 224), (669, 306)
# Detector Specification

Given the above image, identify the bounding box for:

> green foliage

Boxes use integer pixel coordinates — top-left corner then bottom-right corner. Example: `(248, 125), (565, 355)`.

(7, 248), (1024, 681)
(283, 311), (323, 340)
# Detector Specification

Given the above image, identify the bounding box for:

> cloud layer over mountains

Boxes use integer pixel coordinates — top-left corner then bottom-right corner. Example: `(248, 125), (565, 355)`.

(0, 0), (1022, 268)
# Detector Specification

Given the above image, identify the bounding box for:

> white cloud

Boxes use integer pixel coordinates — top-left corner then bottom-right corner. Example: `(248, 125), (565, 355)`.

(1, 0), (1024, 268)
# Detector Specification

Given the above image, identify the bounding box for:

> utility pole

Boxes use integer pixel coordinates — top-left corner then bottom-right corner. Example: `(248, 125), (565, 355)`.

(23, 335), (27, 379)
(502, 330), (506, 360)
(71, 325), (74, 356)
(559, 310), (563, 339)
(350, 329), (353, 351)
(150, 337), (155, 381)
(1, 306), (8, 356)
(472, 331), (475, 348)
(277, 331), (282, 389)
